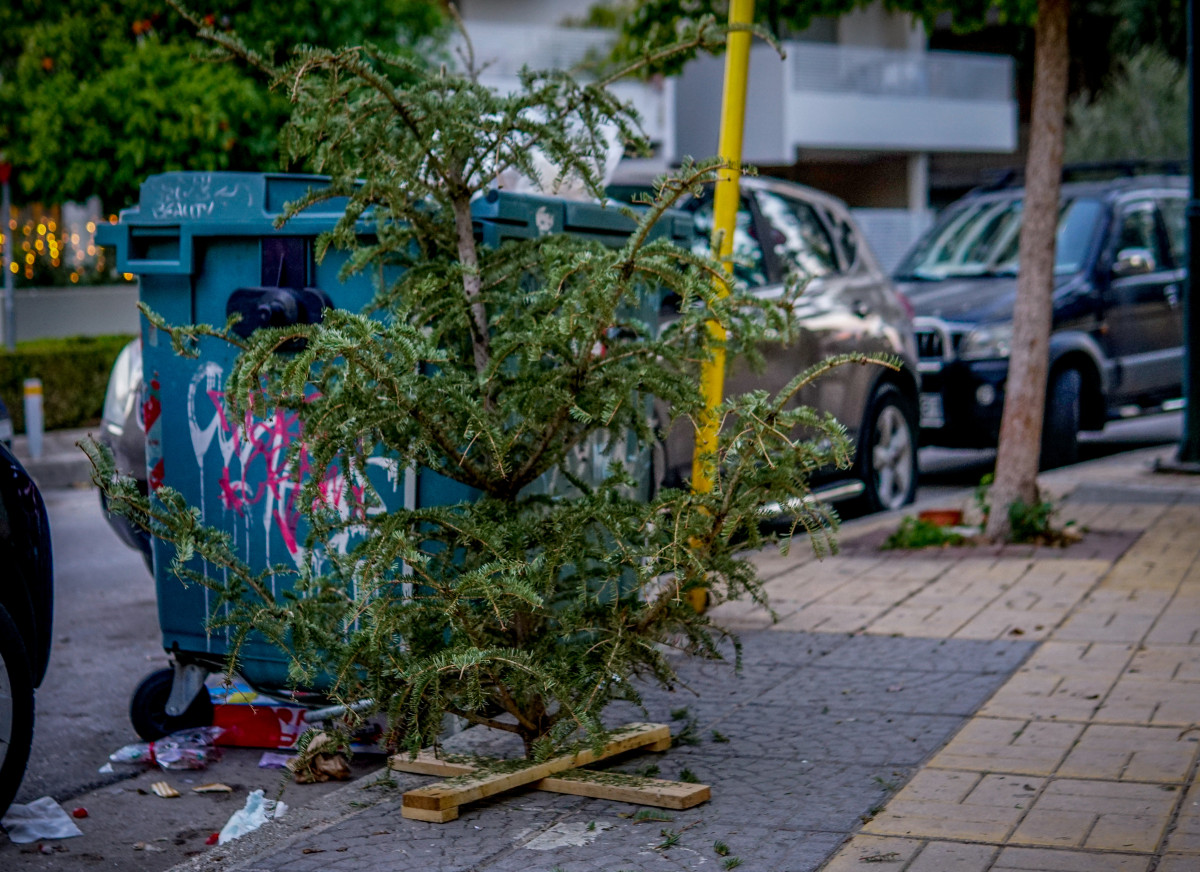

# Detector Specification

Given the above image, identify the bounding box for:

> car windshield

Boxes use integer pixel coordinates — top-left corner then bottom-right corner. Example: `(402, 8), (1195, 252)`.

(896, 196), (1104, 280)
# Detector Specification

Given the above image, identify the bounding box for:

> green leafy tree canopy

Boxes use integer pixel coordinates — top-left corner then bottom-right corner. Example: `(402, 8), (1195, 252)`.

(0, 1), (448, 207)
(1064, 45), (1186, 163)
(598, 0), (1034, 76)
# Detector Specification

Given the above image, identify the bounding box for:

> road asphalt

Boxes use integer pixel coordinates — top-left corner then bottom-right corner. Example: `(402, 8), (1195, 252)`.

(5, 433), (1200, 871)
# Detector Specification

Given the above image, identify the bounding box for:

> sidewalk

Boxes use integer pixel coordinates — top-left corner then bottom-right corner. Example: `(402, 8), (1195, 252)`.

(137, 444), (1200, 872)
(820, 449), (1200, 872)
(10, 426), (97, 490)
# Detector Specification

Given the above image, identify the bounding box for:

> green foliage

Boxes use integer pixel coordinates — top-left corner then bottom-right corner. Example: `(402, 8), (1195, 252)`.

(882, 516), (966, 550)
(714, 840), (730, 856)
(0, 334), (133, 431)
(656, 828), (682, 849)
(1082, 0), (1185, 67)
(1006, 497), (1057, 543)
(977, 473), (1073, 545)
(86, 18), (886, 759)
(873, 773), (902, 791)
(599, 0), (1035, 76)
(17, 34), (278, 207)
(0, 0), (448, 207)
(974, 472), (994, 522)
(563, 1), (639, 29)
(671, 710), (701, 747)
(1064, 46), (1186, 163)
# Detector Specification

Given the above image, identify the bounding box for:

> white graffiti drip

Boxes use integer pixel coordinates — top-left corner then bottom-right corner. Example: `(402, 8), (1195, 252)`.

(188, 363), (224, 650)
(185, 362), (400, 580)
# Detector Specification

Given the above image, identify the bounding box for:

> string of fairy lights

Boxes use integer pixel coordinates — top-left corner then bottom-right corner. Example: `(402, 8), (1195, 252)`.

(0, 208), (133, 286)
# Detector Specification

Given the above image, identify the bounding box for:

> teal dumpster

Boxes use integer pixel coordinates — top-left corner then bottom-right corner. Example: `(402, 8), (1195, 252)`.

(98, 172), (690, 733)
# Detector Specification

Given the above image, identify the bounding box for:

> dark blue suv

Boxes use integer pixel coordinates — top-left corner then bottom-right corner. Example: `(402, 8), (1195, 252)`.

(898, 169), (1187, 468)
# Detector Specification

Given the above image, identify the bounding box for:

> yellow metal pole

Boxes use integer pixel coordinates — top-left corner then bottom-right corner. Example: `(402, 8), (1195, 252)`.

(690, 0), (754, 612)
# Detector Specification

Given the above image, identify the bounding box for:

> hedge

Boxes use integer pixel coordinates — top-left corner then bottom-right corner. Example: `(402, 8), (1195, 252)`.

(0, 335), (135, 432)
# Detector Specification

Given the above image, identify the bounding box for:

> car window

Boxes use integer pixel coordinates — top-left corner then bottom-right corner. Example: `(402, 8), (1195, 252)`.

(897, 196), (1104, 279)
(831, 213), (860, 270)
(1159, 196), (1186, 268)
(900, 199), (1020, 278)
(1115, 200), (1165, 269)
(689, 196), (767, 288)
(754, 191), (838, 282)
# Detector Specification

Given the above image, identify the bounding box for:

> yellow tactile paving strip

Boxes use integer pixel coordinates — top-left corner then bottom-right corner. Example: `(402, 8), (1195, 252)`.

(715, 492), (1200, 871)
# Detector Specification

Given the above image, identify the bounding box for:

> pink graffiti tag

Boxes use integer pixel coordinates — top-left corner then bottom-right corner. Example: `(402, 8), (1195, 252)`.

(190, 374), (380, 566)
(144, 375), (165, 492)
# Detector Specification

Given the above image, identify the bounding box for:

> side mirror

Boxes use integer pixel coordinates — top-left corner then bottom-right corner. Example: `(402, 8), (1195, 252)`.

(1112, 247), (1157, 278)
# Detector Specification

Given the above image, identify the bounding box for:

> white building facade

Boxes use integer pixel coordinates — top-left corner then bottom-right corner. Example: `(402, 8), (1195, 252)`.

(455, 1), (1018, 269)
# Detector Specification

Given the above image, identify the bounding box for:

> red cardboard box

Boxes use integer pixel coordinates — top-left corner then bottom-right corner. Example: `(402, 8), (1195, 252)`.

(208, 681), (382, 751)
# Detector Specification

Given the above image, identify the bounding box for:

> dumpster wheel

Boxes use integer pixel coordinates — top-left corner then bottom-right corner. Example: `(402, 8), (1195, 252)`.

(130, 667), (214, 741)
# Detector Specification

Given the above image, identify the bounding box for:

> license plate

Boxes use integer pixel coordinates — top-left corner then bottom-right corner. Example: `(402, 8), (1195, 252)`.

(919, 392), (944, 429)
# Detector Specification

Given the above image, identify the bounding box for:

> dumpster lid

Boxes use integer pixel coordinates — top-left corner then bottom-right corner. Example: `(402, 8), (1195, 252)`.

(130, 173), (347, 226)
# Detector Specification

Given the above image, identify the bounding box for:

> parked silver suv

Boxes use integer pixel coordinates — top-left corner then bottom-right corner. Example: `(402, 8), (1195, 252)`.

(609, 174), (922, 513)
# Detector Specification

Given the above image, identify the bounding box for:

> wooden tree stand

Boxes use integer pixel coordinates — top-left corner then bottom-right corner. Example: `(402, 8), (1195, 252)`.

(388, 722), (711, 822)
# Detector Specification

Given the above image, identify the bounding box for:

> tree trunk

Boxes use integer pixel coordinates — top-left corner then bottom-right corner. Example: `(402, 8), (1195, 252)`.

(450, 189), (491, 379)
(985, 0), (1070, 541)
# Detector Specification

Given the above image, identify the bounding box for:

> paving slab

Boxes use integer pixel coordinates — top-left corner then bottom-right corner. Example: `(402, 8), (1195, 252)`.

(12, 442), (1192, 872)
(160, 631), (1032, 872)
(821, 446), (1200, 871)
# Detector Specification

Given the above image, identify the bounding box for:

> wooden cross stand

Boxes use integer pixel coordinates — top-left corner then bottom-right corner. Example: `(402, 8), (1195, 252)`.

(388, 722), (711, 822)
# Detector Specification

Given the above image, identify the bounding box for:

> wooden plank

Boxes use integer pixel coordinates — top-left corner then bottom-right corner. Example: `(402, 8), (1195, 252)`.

(389, 750), (477, 777)
(538, 769), (710, 810)
(401, 805), (459, 823)
(401, 723), (669, 818)
(391, 749), (710, 810)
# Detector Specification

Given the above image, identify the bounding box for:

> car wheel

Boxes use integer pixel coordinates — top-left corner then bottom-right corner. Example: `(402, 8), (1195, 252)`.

(1040, 368), (1081, 470)
(0, 603), (35, 817)
(857, 384), (919, 513)
(129, 667), (215, 741)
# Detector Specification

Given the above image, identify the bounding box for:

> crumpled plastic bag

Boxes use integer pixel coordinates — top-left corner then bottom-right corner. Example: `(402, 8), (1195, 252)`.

(153, 726), (224, 769)
(109, 726), (224, 770)
(2, 796), (84, 843)
(217, 789), (287, 845)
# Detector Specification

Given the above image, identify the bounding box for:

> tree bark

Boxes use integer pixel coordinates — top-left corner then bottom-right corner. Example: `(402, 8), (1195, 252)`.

(984, 0), (1070, 541)
(451, 189), (491, 379)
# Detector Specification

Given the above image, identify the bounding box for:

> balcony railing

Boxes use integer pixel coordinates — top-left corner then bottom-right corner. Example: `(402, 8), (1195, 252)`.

(675, 40), (1017, 160)
(456, 25), (1017, 161)
(789, 42), (1013, 102)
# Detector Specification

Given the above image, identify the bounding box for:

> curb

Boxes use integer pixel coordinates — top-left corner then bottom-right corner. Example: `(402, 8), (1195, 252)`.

(163, 766), (399, 872)
(11, 427), (97, 491)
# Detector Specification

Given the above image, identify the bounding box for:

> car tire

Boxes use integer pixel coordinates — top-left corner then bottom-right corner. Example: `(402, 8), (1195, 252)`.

(856, 384), (919, 513)
(129, 667), (215, 742)
(0, 603), (35, 817)
(1040, 368), (1081, 470)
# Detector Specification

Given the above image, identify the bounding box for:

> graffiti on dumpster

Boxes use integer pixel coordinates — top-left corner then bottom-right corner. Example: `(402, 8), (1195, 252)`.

(186, 363), (401, 576)
(150, 175), (253, 221)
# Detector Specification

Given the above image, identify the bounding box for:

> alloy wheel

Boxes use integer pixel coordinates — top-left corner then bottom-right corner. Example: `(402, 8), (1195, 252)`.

(872, 405), (915, 511)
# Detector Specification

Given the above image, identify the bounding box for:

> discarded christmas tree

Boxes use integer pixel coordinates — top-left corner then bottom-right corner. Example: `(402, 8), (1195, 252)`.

(87, 12), (885, 760)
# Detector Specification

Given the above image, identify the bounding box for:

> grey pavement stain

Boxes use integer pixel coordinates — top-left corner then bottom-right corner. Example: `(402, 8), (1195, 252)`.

(238, 632), (1035, 872)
